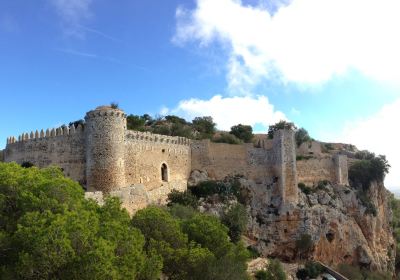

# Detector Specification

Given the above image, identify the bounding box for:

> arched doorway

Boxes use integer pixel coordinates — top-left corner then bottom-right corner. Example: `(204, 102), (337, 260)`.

(161, 163), (168, 182)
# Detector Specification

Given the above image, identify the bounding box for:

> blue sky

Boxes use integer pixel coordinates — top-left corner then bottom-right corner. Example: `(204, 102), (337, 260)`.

(1, 0), (400, 188)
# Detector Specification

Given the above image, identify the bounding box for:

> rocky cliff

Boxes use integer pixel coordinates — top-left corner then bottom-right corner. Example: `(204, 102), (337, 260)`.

(243, 177), (395, 273)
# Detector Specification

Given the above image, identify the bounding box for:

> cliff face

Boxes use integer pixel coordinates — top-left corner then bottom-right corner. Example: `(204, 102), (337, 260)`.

(244, 178), (395, 273)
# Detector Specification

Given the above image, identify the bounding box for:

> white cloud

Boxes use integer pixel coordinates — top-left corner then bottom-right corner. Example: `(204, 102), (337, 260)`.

(339, 98), (400, 190)
(50, 0), (93, 37)
(174, 0), (400, 91)
(169, 94), (286, 131)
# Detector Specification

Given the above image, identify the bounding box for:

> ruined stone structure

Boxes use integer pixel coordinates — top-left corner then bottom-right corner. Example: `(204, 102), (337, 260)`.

(3, 105), (395, 273)
(3, 105), (348, 210)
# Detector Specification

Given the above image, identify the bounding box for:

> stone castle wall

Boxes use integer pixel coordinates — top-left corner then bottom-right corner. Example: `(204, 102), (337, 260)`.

(124, 130), (191, 193)
(3, 106), (192, 199)
(191, 140), (274, 182)
(297, 154), (349, 186)
(3, 105), (349, 211)
(4, 125), (86, 184)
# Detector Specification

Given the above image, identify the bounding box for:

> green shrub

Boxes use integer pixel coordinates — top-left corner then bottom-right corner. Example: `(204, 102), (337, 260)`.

(221, 204), (248, 243)
(247, 246), (260, 259)
(295, 128), (311, 147)
(296, 155), (313, 161)
(316, 180), (330, 191)
(167, 189), (199, 208)
(192, 116), (216, 140)
(359, 192), (377, 216)
(295, 234), (313, 257)
(304, 261), (324, 278)
(349, 152), (390, 190)
(168, 204), (198, 221)
(0, 163), (157, 279)
(230, 124), (254, 143)
(298, 183), (312, 195)
(21, 161), (34, 168)
(296, 262), (324, 279)
(212, 132), (242, 144)
(189, 179), (244, 203)
(255, 270), (268, 279)
(189, 180), (225, 198)
(267, 121), (297, 139)
(265, 259), (286, 280)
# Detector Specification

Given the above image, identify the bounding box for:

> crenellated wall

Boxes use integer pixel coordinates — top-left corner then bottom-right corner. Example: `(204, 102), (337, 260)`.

(4, 124), (86, 184)
(3, 106), (192, 198)
(124, 130), (191, 194)
(3, 105), (349, 212)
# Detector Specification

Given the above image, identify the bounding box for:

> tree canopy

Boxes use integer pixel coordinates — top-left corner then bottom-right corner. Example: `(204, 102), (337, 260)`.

(268, 121), (297, 139)
(230, 124), (254, 143)
(0, 162), (252, 279)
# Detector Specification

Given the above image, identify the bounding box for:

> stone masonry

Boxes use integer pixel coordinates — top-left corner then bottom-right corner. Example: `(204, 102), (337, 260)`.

(3, 105), (349, 210)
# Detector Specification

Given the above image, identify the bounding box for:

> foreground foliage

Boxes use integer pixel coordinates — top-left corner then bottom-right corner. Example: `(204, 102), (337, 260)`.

(0, 163), (151, 279)
(0, 163), (251, 279)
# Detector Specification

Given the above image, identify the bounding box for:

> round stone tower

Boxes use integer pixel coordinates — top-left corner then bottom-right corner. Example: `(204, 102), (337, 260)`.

(85, 106), (127, 192)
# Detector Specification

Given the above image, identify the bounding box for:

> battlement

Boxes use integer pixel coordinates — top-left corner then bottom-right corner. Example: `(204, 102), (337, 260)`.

(85, 106), (127, 120)
(6, 124), (84, 146)
(125, 130), (191, 146)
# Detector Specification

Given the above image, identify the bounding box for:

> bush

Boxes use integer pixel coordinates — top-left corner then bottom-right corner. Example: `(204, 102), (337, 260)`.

(192, 116), (216, 140)
(221, 204), (248, 243)
(296, 262), (324, 279)
(21, 161), (34, 168)
(0, 163), (156, 279)
(213, 132), (242, 144)
(265, 259), (286, 280)
(359, 192), (377, 216)
(296, 155), (313, 161)
(167, 189), (199, 208)
(255, 270), (268, 280)
(268, 121), (297, 139)
(230, 124), (254, 143)
(189, 179), (243, 202)
(247, 246), (260, 259)
(349, 152), (390, 190)
(298, 183), (312, 195)
(168, 204), (198, 221)
(189, 180), (225, 198)
(295, 128), (311, 147)
(295, 234), (313, 257)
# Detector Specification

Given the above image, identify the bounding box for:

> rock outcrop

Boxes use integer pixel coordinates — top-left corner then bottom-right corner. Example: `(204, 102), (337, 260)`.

(242, 178), (395, 273)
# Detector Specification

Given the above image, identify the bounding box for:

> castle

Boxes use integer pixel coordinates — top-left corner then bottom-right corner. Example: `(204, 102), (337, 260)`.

(3, 105), (349, 212)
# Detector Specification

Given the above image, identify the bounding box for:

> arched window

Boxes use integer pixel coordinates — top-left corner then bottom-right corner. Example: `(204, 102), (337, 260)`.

(161, 163), (168, 182)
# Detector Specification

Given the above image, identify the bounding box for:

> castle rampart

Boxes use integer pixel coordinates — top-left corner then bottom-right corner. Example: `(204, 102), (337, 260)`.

(3, 124), (86, 184)
(3, 105), (349, 211)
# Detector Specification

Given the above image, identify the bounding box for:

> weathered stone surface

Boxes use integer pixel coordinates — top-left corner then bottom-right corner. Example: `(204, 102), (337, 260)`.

(242, 177), (395, 273)
(187, 169), (209, 186)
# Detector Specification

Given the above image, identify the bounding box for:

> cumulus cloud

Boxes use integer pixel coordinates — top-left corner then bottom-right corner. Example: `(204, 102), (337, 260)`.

(339, 98), (400, 189)
(167, 95), (286, 131)
(50, 0), (93, 37)
(174, 0), (400, 91)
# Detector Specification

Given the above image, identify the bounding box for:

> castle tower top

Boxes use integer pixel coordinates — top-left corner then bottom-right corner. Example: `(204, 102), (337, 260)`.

(85, 105), (127, 120)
